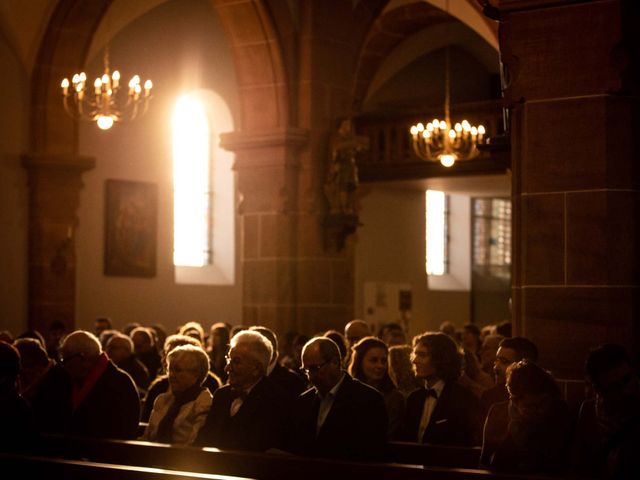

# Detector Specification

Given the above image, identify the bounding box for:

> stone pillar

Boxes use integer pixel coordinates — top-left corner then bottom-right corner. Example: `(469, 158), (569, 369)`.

(22, 154), (95, 334)
(221, 128), (305, 335)
(222, 127), (355, 335)
(500, 0), (640, 378)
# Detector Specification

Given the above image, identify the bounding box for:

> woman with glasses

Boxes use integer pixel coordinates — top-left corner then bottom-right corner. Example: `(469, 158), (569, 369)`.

(141, 334), (220, 422)
(141, 344), (212, 445)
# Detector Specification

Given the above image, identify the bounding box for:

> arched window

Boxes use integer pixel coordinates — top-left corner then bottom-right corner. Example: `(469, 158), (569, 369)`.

(173, 96), (210, 267)
(171, 91), (235, 285)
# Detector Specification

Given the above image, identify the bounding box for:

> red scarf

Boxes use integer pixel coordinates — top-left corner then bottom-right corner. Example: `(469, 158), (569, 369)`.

(72, 352), (109, 411)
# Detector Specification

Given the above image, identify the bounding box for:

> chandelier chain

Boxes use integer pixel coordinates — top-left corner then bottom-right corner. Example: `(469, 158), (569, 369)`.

(408, 0), (486, 167)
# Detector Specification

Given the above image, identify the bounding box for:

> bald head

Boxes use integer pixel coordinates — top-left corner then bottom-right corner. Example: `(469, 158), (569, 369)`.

(344, 320), (369, 347)
(61, 330), (102, 359)
(302, 337), (342, 395)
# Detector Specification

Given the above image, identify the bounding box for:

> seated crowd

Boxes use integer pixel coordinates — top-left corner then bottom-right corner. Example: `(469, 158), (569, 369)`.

(0, 317), (638, 479)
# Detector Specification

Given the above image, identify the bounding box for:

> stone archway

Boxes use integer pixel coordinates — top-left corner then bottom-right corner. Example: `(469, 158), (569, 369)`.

(25, 0), (113, 334)
(26, 0), (297, 333)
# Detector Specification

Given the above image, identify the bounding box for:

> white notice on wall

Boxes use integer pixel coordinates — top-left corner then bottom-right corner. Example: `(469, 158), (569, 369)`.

(363, 282), (412, 334)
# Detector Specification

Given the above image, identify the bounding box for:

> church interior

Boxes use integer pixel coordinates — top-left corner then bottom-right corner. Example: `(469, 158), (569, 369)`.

(1, 0), (639, 454)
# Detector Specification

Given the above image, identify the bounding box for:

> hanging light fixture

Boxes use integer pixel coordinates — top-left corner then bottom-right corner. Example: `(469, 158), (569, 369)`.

(60, 47), (152, 130)
(409, 3), (485, 167)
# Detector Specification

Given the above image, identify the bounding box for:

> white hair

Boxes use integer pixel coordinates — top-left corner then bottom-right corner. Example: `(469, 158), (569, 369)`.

(106, 332), (134, 353)
(230, 330), (273, 373)
(168, 344), (210, 385)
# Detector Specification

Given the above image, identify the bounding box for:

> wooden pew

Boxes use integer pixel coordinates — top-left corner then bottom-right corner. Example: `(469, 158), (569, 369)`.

(28, 434), (572, 480)
(388, 441), (482, 468)
(0, 451), (254, 480)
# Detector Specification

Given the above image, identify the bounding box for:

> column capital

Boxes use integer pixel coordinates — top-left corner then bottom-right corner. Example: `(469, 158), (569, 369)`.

(220, 127), (309, 169)
(221, 127), (309, 150)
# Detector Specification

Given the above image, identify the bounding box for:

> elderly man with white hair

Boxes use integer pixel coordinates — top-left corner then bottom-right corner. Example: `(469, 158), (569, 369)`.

(60, 330), (140, 439)
(195, 330), (289, 451)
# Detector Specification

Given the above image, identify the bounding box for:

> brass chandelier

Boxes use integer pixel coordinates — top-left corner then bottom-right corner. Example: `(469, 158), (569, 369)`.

(409, 6), (485, 167)
(61, 48), (152, 130)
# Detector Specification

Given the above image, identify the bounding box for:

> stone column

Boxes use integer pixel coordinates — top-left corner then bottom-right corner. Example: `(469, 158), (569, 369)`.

(221, 128), (305, 335)
(22, 154), (95, 334)
(500, 0), (640, 379)
(222, 126), (356, 335)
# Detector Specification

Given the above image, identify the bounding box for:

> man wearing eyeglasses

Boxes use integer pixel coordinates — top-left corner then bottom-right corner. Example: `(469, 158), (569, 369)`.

(195, 330), (288, 451)
(59, 330), (140, 439)
(289, 336), (388, 460)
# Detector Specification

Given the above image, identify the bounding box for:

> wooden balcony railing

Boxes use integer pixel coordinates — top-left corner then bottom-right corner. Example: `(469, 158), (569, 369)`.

(354, 100), (509, 182)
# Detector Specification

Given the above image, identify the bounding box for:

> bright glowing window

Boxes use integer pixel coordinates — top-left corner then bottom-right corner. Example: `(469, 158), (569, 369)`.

(172, 95), (211, 267)
(425, 190), (449, 276)
(171, 90), (235, 286)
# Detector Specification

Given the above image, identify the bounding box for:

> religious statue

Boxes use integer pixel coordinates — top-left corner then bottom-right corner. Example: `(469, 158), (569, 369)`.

(325, 118), (369, 215)
(323, 118), (369, 252)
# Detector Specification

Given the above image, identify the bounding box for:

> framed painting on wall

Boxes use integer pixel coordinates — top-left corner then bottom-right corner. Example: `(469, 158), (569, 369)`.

(104, 179), (157, 277)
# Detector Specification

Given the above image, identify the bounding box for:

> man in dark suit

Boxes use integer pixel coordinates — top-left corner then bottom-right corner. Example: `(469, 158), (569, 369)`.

(60, 330), (140, 439)
(196, 330), (288, 451)
(249, 326), (307, 399)
(401, 332), (482, 446)
(289, 336), (388, 460)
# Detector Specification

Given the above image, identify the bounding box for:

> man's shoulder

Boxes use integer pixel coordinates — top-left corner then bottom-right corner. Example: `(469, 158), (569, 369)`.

(148, 375), (169, 394)
(445, 380), (480, 401)
(212, 384), (234, 399)
(105, 360), (137, 385)
(339, 374), (384, 402)
(253, 375), (289, 401)
(271, 364), (306, 387)
(481, 384), (508, 406)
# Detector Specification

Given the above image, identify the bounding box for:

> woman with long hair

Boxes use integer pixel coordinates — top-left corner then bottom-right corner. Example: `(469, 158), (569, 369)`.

(348, 336), (405, 437)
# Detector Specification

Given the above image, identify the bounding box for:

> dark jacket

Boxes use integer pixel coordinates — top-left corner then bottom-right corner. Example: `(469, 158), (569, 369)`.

(480, 384), (508, 411)
(25, 362), (72, 434)
(481, 399), (571, 474)
(571, 398), (640, 480)
(118, 355), (150, 393)
(0, 385), (36, 452)
(196, 376), (289, 451)
(268, 363), (307, 400)
(289, 373), (388, 460)
(69, 360), (140, 439)
(401, 381), (483, 446)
